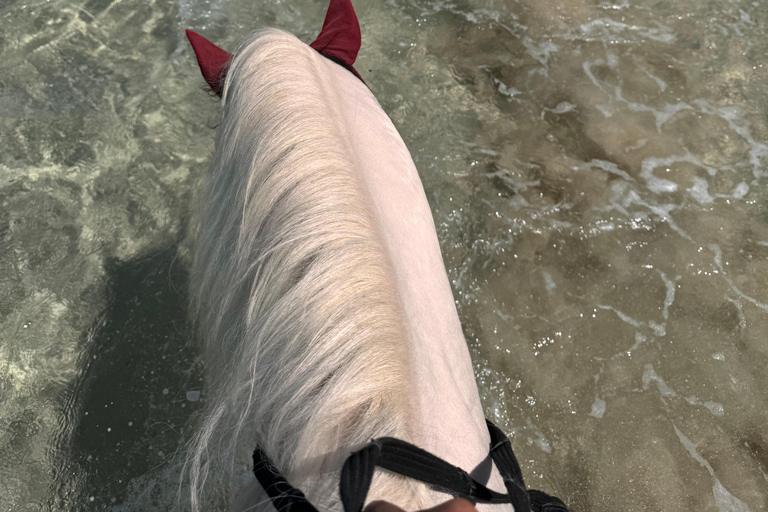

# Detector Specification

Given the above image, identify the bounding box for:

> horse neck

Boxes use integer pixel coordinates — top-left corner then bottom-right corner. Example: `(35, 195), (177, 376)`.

(315, 59), (501, 489)
(192, 31), (511, 512)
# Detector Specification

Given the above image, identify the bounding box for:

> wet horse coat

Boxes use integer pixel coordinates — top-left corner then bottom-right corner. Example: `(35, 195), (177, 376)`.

(186, 2), (511, 511)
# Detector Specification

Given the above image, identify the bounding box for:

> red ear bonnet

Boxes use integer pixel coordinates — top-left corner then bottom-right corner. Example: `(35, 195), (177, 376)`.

(310, 0), (362, 79)
(186, 29), (233, 97)
(187, 0), (363, 96)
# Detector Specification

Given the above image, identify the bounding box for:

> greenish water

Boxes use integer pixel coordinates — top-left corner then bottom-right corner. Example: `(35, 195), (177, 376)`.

(1, 0), (767, 510)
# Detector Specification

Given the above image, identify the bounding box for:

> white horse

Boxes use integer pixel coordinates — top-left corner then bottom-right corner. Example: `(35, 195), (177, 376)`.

(184, 2), (566, 511)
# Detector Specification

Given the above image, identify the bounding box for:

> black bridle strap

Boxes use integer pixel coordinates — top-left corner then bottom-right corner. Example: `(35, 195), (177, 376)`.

(253, 447), (321, 512)
(339, 435), (515, 512)
(486, 420), (531, 512)
(253, 420), (568, 512)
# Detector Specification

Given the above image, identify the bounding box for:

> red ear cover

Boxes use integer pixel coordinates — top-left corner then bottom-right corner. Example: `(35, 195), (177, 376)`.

(187, 0), (363, 97)
(310, 0), (362, 74)
(186, 29), (233, 97)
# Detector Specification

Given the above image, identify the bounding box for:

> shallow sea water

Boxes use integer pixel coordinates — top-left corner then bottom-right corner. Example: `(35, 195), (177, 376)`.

(1, 0), (767, 510)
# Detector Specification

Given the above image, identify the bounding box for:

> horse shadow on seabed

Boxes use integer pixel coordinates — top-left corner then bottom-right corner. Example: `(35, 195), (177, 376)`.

(45, 242), (208, 511)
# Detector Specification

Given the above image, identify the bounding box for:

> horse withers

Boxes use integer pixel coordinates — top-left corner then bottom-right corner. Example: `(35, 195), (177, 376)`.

(185, 2), (567, 511)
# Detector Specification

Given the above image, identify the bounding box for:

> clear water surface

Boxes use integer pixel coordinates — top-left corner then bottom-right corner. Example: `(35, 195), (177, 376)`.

(1, 0), (767, 510)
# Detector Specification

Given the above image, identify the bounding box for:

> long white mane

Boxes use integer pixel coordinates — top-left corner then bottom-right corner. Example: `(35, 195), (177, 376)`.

(185, 28), (429, 512)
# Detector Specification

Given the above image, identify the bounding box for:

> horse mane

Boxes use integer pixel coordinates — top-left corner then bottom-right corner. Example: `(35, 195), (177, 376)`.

(185, 28), (429, 512)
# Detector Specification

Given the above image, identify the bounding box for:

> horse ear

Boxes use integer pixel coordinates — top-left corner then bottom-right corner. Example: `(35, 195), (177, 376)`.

(310, 0), (361, 68)
(186, 29), (234, 97)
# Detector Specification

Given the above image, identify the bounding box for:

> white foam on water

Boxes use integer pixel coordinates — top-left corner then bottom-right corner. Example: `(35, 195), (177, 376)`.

(610, 183), (692, 240)
(522, 36), (559, 68)
(579, 18), (676, 44)
(551, 101), (576, 114)
(542, 271), (557, 292)
(642, 364), (678, 399)
(598, 0), (631, 11)
(710, 244), (768, 311)
(644, 367), (725, 417)
(495, 78), (523, 100)
(640, 151), (718, 194)
(483, 168), (540, 199)
(582, 58), (610, 96)
(590, 397), (606, 419)
(694, 100), (768, 180)
(541, 101), (577, 119)
(628, 331), (648, 353)
(582, 55), (693, 130)
(691, 179), (749, 203)
(643, 69), (668, 92)
(685, 395), (726, 417)
(620, 96), (693, 132)
(597, 304), (644, 329)
(575, 159), (635, 182)
(648, 320), (666, 337)
(731, 182), (749, 198)
(658, 270), (676, 321)
(526, 419), (553, 454)
(597, 272), (673, 341)
(689, 177), (714, 204)
(724, 296), (748, 329)
(674, 426), (752, 512)
(703, 402), (725, 416)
